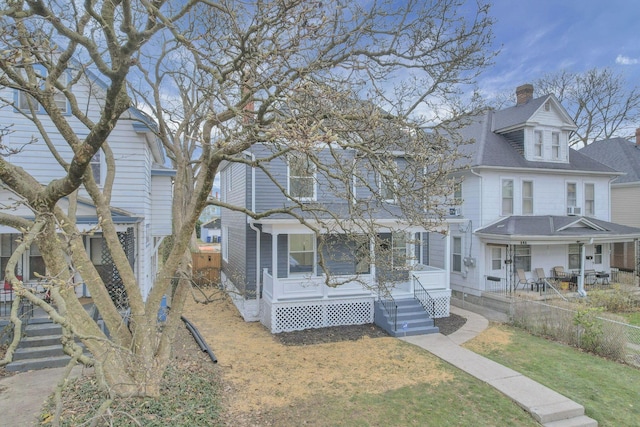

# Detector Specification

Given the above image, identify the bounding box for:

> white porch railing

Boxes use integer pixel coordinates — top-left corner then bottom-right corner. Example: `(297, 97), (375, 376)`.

(262, 269), (372, 301)
(262, 265), (447, 303)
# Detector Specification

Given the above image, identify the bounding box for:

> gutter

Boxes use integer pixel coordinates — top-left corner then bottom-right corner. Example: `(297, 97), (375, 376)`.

(246, 151), (261, 318)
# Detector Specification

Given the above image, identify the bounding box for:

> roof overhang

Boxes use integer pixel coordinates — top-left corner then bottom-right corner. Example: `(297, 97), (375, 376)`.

(475, 215), (640, 245)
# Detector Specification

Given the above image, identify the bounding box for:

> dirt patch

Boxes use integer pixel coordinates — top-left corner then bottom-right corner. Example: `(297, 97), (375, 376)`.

(463, 323), (513, 353)
(184, 292), (466, 423)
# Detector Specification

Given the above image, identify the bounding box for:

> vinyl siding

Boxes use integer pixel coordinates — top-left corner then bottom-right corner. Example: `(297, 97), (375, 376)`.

(611, 185), (640, 228)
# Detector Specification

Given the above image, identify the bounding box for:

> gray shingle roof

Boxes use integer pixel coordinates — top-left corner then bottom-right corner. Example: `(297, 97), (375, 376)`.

(492, 95), (549, 131)
(476, 215), (640, 240)
(579, 138), (640, 184)
(454, 112), (616, 173)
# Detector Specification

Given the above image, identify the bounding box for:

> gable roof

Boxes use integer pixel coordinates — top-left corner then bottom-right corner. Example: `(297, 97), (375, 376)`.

(492, 95), (550, 132)
(475, 215), (640, 243)
(579, 137), (640, 184)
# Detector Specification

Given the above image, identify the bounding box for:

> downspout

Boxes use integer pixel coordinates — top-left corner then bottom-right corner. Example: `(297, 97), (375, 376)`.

(246, 151), (261, 317)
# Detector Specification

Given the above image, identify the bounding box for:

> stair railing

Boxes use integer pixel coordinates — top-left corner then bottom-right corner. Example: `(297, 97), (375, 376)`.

(413, 275), (436, 317)
(380, 296), (398, 332)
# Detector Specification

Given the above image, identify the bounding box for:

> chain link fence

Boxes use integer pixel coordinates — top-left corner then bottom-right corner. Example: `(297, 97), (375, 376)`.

(511, 299), (640, 365)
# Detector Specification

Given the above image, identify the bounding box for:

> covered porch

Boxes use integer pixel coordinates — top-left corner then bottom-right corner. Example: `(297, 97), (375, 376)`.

(476, 215), (640, 297)
(255, 220), (452, 333)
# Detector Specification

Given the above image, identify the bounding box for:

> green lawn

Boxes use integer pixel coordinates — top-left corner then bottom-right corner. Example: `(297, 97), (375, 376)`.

(620, 311), (640, 327)
(464, 324), (640, 427)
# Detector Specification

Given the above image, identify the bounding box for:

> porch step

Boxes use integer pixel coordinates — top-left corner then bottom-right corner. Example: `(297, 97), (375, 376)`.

(5, 355), (79, 372)
(5, 318), (87, 372)
(543, 415), (598, 427)
(374, 299), (439, 337)
(23, 322), (62, 337)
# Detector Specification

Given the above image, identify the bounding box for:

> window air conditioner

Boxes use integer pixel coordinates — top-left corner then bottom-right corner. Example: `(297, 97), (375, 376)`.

(449, 207), (462, 216)
(567, 206), (581, 216)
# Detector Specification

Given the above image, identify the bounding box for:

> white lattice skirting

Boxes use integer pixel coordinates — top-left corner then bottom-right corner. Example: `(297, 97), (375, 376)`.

(415, 289), (451, 318)
(262, 297), (375, 333)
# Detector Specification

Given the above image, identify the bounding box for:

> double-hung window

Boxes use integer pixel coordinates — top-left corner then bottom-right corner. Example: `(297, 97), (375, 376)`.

(522, 181), (533, 215)
(452, 237), (462, 272)
(551, 132), (560, 159)
(90, 151), (102, 186)
(501, 179), (513, 216)
(567, 183), (577, 208)
(379, 160), (398, 203)
(288, 154), (316, 201)
(534, 130), (543, 157)
(584, 183), (595, 216)
(514, 245), (531, 272)
(289, 234), (315, 275)
(17, 65), (69, 114)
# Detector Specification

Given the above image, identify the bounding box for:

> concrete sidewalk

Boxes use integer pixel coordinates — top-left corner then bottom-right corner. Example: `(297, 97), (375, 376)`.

(402, 306), (597, 427)
(0, 365), (84, 427)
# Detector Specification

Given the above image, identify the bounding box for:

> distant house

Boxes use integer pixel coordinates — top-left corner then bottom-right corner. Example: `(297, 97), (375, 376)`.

(0, 68), (174, 303)
(201, 217), (221, 243)
(580, 130), (640, 272)
(449, 84), (640, 299)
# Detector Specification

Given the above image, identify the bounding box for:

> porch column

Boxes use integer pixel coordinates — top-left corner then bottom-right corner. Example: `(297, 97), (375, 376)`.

(578, 243), (587, 297)
(272, 231), (279, 287)
(370, 235), (376, 297)
(445, 228), (451, 289)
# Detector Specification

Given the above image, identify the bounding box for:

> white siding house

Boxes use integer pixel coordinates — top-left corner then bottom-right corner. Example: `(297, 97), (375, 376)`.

(0, 70), (174, 302)
(451, 84), (640, 299)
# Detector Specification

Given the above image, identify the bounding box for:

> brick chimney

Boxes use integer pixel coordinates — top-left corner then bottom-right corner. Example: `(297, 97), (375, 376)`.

(516, 84), (534, 106)
(636, 127), (640, 146)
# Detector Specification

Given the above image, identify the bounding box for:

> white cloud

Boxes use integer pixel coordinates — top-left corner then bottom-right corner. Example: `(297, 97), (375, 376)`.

(616, 55), (639, 65)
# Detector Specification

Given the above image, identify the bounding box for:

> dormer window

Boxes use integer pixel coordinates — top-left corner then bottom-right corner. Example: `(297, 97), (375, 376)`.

(551, 132), (560, 159)
(534, 130), (543, 157)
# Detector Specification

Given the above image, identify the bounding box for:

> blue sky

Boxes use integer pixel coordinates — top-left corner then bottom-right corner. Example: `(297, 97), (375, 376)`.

(479, 0), (640, 98)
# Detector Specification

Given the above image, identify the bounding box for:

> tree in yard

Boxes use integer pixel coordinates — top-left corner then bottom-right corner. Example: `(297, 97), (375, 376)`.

(495, 68), (640, 148)
(0, 0), (495, 411)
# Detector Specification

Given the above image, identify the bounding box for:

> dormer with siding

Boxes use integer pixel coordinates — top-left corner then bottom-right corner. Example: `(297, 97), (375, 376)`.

(492, 84), (575, 164)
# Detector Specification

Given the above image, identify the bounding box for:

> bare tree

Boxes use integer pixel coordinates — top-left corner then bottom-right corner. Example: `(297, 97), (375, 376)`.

(507, 68), (640, 148)
(0, 0), (495, 408)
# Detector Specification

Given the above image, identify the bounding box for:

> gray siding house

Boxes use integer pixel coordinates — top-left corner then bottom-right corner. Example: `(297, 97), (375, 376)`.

(220, 144), (454, 335)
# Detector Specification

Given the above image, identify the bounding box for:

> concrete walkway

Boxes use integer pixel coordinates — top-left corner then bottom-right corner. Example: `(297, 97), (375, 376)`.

(402, 306), (597, 427)
(0, 365), (84, 427)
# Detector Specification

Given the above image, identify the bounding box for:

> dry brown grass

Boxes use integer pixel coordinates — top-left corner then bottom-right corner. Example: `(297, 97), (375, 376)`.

(183, 292), (453, 420)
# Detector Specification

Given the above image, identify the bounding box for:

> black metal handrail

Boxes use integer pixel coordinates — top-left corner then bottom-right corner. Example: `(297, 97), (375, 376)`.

(380, 295), (398, 332)
(413, 275), (436, 317)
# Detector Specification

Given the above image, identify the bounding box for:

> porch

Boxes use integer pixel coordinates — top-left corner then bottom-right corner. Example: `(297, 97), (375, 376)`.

(260, 265), (451, 333)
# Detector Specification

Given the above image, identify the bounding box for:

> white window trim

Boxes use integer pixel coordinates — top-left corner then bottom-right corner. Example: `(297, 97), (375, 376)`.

(566, 181), (578, 208)
(551, 132), (561, 160)
(501, 178), (514, 216)
(452, 236), (462, 273)
(288, 234), (316, 276)
(287, 156), (317, 202)
(534, 130), (543, 158)
(584, 182), (595, 216)
(522, 180), (533, 215)
(221, 226), (229, 262)
(16, 65), (70, 115)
